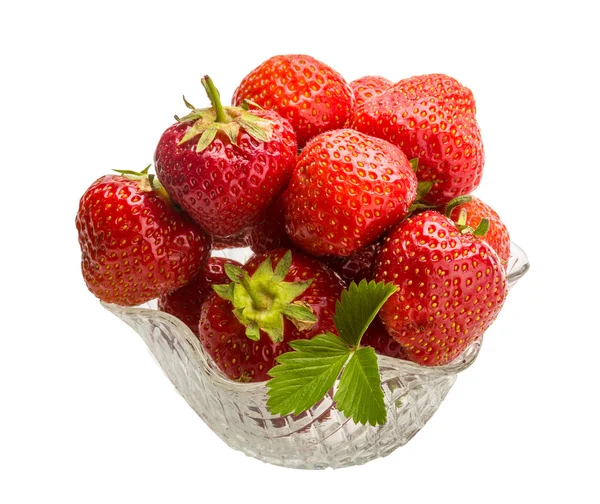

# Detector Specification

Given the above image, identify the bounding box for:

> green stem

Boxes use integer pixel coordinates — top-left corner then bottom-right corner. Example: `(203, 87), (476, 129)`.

(202, 75), (228, 123)
(239, 274), (268, 310)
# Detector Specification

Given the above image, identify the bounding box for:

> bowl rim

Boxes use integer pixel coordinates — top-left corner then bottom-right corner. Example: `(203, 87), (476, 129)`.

(102, 241), (530, 392)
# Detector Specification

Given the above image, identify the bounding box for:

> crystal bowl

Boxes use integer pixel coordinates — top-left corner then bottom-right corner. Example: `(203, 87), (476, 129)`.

(102, 242), (529, 469)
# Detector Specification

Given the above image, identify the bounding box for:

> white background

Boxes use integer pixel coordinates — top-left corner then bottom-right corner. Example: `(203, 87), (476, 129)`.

(1, 1), (598, 503)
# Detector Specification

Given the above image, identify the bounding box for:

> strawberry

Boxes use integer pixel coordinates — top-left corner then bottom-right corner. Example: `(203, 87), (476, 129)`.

(324, 242), (379, 285)
(446, 195), (511, 266)
(361, 317), (409, 361)
(285, 129), (418, 257)
(351, 74), (484, 206)
(198, 249), (344, 382)
(154, 76), (297, 240)
(157, 257), (241, 335)
(76, 168), (211, 306)
(390, 73), (477, 118)
(246, 192), (294, 255)
(349, 76), (392, 106)
(374, 210), (507, 366)
(231, 54), (355, 148)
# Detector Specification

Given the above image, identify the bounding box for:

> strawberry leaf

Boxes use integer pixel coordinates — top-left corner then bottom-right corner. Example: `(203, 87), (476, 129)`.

(334, 280), (397, 348)
(266, 333), (350, 416)
(334, 346), (386, 426)
(266, 280), (396, 425)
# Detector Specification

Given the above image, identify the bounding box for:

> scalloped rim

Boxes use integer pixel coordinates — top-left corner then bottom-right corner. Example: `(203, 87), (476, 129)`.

(102, 241), (529, 390)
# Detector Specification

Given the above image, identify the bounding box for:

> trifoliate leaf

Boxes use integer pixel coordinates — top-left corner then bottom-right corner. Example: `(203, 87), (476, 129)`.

(334, 346), (387, 426)
(267, 333), (350, 416)
(333, 279), (397, 348)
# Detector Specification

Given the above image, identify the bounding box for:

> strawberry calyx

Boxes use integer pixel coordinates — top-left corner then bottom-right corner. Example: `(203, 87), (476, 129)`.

(175, 75), (274, 152)
(113, 166), (170, 202)
(212, 250), (317, 343)
(445, 195), (490, 236)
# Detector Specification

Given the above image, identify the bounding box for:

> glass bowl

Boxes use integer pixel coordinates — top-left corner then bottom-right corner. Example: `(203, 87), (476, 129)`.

(102, 242), (529, 469)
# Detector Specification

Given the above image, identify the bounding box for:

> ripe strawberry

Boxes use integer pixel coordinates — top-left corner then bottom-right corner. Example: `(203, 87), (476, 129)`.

(361, 317), (409, 361)
(231, 54), (355, 148)
(390, 73), (477, 118)
(76, 168), (211, 306)
(246, 192), (294, 255)
(324, 242), (379, 285)
(285, 129), (418, 257)
(154, 76), (297, 240)
(157, 257), (241, 335)
(349, 76), (392, 106)
(351, 75), (484, 206)
(198, 249), (344, 382)
(446, 195), (511, 266)
(374, 210), (507, 366)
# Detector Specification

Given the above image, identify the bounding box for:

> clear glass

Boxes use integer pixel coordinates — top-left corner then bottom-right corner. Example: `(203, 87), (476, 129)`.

(102, 242), (529, 469)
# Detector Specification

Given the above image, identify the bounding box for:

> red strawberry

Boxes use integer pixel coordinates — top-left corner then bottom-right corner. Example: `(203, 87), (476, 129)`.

(324, 242), (379, 285)
(390, 73), (477, 117)
(351, 75), (484, 205)
(231, 54), (355, 148)
(154, 76), (297, 240)
(246, 192), (294, 255)
(198, 249), (344, 382)
(76, 168), (211, 306)
(349, 76), (392, 106)
(285, 129), (418, 257)
(361, 317), (409, 361)
(446, 195), (511, 266)
(374, 210), (507, 366)
(158, 257), (241, 335)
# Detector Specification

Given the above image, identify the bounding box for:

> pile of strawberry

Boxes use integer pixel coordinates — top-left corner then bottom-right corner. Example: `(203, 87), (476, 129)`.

(76, 54), (511, 397)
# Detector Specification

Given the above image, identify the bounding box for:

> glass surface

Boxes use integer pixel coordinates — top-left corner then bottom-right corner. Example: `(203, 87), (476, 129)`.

(102, 242), (529, 469)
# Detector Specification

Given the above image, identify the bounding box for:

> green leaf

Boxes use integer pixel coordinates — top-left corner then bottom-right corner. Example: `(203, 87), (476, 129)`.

(251, 255), (274, 280)
(281, 302), (318, 325)
(409, 157), (419, 172)
(333, 279), (397, 348)
(245, 323), (260, 342)
(182, 95), (196, 110)
(444, 194), (473, 217)
(472, 218), (490, 237)
(267, 333), (351, 416)
(334, 346), (387, 426)
(272, 250), (292, 282)
(212, 283), (234, 302)
(276, 280), (313, 305)
(224, 262), (246, 283)
(237, 114), (273, 142)
(416, 180), (435, 200)
(196, 125), (218, 152)
(178, 123), (205, 145)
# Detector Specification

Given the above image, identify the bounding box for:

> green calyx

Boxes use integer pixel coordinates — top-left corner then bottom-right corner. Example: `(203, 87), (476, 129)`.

(445, 195), (489, 237)
(175, 75), (273, 152)
(212, 251), (317, 343)
(113, 166), (170, 201)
